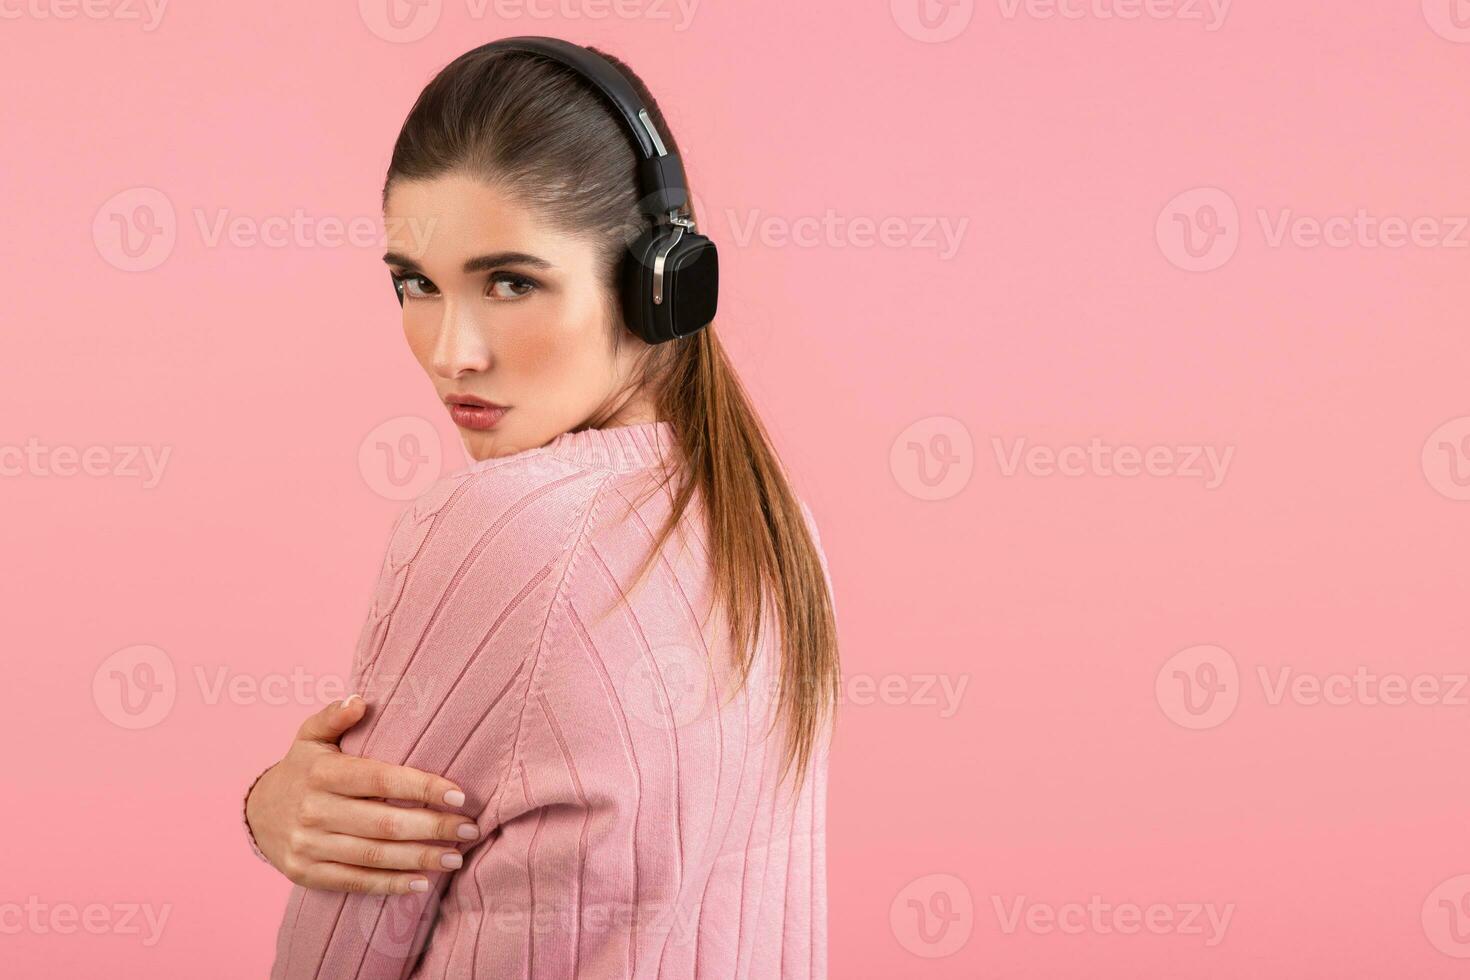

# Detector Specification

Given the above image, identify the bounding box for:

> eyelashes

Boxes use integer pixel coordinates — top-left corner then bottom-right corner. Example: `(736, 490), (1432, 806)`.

(488, 272), (538, 300)
(390, 272), (436, 300)
(389, 271), (540, 302)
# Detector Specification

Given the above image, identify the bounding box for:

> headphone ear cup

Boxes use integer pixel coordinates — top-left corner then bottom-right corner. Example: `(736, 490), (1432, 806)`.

(663, 232), (718, 337)
(620, 227), (719, 344)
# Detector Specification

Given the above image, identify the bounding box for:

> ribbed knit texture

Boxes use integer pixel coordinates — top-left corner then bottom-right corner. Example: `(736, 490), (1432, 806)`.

(268, 420), (832, 979)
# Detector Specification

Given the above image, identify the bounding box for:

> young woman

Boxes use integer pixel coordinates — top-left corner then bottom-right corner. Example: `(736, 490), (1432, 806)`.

(243, 36), (839, 979)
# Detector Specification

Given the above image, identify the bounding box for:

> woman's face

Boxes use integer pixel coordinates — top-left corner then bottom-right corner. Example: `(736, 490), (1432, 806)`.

(383, 173), (654, 462)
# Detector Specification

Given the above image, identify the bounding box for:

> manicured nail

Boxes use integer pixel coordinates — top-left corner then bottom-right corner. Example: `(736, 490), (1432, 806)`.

(457, 823), (479, 840)
(440, 853), (463, 870)
(409, 878), (429, 893)
(443, 790), (466, 807)
(340, 694), (362, 709)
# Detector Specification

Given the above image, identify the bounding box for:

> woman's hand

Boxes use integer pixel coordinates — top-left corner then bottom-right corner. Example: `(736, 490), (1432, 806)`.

(245, 695), (480, 895)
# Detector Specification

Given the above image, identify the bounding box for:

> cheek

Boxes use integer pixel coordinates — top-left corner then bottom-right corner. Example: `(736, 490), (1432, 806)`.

(500, 300), (612, 381)
(497, 323), (565, 376)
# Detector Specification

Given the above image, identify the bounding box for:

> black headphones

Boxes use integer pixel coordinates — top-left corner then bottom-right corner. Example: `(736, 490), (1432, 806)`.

(392, 35), (719, 345)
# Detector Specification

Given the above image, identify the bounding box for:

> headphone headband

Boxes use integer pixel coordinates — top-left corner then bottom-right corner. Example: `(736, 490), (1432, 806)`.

(479, 36), (691, 220)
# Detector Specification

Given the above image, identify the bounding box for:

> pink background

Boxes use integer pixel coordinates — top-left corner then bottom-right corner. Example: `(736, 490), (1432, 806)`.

(4, 0), (1470, 976)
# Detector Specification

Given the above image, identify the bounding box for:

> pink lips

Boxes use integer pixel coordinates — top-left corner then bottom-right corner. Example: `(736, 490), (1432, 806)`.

(445, 393), (509, 431)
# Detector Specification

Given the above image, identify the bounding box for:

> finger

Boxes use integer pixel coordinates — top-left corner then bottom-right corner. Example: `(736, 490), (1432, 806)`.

(296, 694), (368, 744)
(297, 861), (433, 896)
(316, 797), (480, 844)
(313, 754), (466, 809)
(304, 833), (465, 872)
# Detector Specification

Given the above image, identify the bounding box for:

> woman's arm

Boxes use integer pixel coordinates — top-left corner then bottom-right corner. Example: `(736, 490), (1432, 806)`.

(243, 494), (483, 893)
(267, 455), (613, 979)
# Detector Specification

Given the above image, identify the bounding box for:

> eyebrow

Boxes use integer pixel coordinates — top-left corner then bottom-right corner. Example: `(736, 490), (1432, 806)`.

(381, 250), (555, 274)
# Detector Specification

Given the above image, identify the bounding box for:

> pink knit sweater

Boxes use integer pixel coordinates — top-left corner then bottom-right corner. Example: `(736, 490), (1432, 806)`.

(257, 420), (833, 979)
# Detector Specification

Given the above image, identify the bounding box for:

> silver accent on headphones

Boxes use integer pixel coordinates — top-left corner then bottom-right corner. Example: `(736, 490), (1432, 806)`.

(637, 109), (668, 157)
(652, 225), (686, 305)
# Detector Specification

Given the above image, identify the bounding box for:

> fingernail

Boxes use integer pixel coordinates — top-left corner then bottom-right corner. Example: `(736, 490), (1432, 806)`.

(457, 823), (479, 840)
(443, 790), (466, 807)
(409, 878), (429, 893)
(440, 853), (463, 870)
(340, 694), (362, 709)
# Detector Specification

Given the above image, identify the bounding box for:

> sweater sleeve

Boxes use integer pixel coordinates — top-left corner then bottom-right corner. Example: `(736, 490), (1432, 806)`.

(242, 763), (273, 863)
(268, 456), (612, 980)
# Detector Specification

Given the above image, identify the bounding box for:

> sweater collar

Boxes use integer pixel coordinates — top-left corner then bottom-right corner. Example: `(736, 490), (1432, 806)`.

(542, 419), (678, 472)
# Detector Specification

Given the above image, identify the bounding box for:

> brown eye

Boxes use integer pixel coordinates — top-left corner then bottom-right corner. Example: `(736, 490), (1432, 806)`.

(394, 273), (438, 299)
(488, 272), (537, 300)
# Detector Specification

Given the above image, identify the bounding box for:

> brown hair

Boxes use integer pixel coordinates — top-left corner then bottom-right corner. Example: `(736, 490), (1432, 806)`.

(382, 40), (838, 788)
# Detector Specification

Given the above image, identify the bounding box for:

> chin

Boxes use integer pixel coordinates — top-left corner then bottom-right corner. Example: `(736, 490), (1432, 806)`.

(458, 427), (534, 463)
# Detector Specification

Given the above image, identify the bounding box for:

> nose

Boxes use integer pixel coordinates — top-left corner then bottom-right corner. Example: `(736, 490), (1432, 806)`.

(430, 297), (492, 379)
